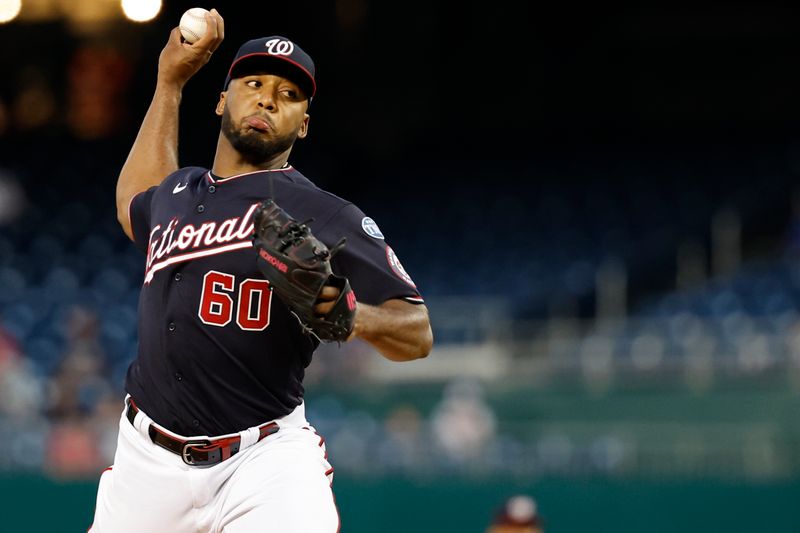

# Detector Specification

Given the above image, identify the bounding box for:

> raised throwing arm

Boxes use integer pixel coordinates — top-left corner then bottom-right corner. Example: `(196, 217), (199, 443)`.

(116, 9), (224, 240)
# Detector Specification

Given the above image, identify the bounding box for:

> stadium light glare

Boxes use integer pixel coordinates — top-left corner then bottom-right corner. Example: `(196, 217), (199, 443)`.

(0, 0), (22, 23)
(121, 0), (161, 22)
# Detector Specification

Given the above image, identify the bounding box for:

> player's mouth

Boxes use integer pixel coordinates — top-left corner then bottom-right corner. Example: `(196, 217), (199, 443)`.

(244, 116), (272, 133)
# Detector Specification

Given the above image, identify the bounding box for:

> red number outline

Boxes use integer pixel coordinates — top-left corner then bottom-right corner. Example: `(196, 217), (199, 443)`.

(198, 271), (272, 331)
(236, 278), (272, 331)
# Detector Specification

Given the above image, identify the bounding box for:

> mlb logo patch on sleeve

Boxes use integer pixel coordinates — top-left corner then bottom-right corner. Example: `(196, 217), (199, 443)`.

(361, 217), (384, 239)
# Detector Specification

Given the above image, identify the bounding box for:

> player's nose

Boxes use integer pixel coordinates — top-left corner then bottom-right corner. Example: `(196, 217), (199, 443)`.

(257, 92), (277, 112)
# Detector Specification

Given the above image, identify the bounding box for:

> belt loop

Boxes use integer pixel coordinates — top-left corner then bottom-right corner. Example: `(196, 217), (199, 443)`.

(239, 426), (260, 449)
(133, 408), (151, 438)
(124, 396), (149, 439)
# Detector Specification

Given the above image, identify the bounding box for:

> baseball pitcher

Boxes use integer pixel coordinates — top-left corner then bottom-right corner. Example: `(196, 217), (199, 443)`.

(89, 9), (432, 532)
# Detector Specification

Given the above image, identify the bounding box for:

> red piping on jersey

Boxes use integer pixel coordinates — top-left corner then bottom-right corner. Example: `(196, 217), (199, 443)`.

(206, 167), (292, 184)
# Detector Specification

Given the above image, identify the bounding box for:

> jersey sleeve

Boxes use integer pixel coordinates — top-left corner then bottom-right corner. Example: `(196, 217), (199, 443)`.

(317, 204), (424, 306)
(128, 186), (158, 253)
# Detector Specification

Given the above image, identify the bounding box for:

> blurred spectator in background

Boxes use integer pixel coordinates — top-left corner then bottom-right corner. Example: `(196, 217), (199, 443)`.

(45, 416), (102, 478)
(89, 393), (126, 467)
(0, 324), (42, 420)
(377, 404), (425, 470)
(43, 307), (113, 477)
(0, 324), (20, 370)
(47, 306), (110, 421)
(431, 379), (497, 463)
(487, 495), (544, 533)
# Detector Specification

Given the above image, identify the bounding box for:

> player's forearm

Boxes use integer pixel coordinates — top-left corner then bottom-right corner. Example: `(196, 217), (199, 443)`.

(352, 300), (433, 361)
(116, 83), (182, 238)
(120, 83), (182, 190)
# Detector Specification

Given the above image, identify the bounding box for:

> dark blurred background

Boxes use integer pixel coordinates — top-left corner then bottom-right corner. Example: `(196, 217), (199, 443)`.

(3, 1), (800, 532)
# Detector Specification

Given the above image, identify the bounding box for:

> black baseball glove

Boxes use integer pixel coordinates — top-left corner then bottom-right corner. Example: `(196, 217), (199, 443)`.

(252, 199), (356, 342)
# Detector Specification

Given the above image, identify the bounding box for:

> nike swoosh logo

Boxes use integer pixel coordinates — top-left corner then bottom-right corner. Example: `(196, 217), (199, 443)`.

(172, 183), (188, 194)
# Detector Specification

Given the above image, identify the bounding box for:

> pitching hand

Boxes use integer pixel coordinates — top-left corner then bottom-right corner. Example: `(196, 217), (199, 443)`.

(313, 286), (342, 316)
(313, 285), (357, 341)
(157, 8), (225, 89)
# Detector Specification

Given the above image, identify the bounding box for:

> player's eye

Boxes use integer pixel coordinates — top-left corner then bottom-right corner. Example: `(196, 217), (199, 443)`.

(281, 89), (298, 99)
(245, 80), (261, 88)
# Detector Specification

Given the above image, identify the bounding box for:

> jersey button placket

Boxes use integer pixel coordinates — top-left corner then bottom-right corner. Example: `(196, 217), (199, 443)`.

(196, 204), (205, 213)
(208, 185), (216, 193)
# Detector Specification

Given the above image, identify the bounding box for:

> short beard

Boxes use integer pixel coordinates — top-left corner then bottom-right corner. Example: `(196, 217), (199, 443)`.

(221, 107), (298, 166)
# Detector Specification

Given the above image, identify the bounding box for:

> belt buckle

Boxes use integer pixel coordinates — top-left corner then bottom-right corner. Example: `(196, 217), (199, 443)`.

(181, 440), (212, 466)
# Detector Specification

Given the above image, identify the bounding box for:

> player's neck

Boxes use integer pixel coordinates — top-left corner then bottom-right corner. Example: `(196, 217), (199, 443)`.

(212, 135), (292, 178)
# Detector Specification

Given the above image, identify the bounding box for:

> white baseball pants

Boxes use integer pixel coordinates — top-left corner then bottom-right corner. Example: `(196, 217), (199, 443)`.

(90, 400), (339, 532)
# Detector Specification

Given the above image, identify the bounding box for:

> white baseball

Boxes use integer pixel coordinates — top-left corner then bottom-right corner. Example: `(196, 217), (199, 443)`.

(179, 8), (209, 44)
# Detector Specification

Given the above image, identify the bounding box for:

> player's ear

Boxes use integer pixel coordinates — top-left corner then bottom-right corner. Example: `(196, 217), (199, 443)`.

(297, 113), (310, 139)
(215, 92), (227, 116)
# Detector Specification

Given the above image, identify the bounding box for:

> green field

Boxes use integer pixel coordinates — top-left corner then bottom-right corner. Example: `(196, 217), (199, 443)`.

(6, 474), (800, 532)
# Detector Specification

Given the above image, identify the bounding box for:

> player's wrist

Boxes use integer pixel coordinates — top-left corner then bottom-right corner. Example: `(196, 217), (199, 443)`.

(154, 79), (186, 101)
(346, 304), (361, 341)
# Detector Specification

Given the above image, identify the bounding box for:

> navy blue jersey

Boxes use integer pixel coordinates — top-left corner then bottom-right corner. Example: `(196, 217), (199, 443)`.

(125, 166), (423, 436)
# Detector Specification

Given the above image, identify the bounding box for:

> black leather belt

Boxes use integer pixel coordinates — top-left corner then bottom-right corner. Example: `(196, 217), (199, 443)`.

(126, 399), (279, 466)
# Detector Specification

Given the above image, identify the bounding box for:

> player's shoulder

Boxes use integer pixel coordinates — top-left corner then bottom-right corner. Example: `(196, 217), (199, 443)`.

(296, 177), (378, 238)
(283, 166), (355, 212)
(169, 166), (209, 185)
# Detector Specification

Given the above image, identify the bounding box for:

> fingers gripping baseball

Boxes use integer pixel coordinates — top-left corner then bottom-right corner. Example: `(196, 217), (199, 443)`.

(158, 9), (225, 89)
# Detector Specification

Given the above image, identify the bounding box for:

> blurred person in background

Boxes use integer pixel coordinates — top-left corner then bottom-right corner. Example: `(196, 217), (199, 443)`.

(0, 323), (42, 419)
(47, 306), (110, 421)
(377, 404), (426, 471)
(431, 379), (497, 463)
(45, 416), (103, 478)
(487, 495), (544, 533)
(45, 306), (112, 477)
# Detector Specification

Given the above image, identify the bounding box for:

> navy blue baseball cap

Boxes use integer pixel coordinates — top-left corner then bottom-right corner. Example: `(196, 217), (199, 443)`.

(224, 36), (316, 99)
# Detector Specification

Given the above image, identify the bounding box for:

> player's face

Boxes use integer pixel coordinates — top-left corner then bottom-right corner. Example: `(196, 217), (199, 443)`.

(216, 72), (310, 164)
